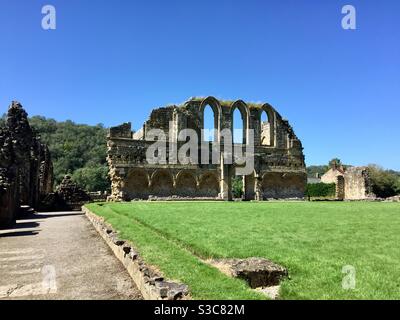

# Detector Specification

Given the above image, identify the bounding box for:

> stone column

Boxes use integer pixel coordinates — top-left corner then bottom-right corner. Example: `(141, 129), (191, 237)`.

(254, 175), (263, 201)
(110, 167), (128, 201)
(243, 174), (255, 201)
(249, 109), (261, 146)
(220, 154), (232, 201)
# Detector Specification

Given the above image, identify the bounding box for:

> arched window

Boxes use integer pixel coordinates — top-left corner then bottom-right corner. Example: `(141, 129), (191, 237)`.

(203, 104), (216, 142)
(232, 108), (245, 144)
(260, 110), (272, 146)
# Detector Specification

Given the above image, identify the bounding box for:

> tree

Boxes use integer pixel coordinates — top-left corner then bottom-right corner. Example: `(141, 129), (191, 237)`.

(232, 177), (243, 199)
(29, 116), (109, 189)
(329, 158), (342, 168)
(368, 164), (400, 198)
(307, 165), (329, 177)
(72, 165), (110, 192)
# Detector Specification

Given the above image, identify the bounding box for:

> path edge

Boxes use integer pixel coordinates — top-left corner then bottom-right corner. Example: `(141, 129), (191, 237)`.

(82, 206), (191, 300)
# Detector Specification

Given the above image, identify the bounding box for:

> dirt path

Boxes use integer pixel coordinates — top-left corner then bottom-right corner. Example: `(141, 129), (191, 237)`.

(0, 211), (142, 300)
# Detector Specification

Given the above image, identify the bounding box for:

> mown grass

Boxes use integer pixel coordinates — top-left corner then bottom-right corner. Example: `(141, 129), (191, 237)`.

(85, 203), (263, 300)
(86, 201), (400, 300)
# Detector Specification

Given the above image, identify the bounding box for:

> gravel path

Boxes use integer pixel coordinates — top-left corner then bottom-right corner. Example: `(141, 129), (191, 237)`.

(0, 211), (142, 300)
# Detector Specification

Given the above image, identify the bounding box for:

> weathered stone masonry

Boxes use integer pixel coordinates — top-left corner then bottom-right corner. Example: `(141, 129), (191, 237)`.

(321, 164), (375, 200)
(0, 102), (54, 227)
(107, 97), (306, 201)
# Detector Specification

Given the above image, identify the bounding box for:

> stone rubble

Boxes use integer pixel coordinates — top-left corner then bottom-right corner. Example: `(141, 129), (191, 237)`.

(40, 175), (91, 211)
(208, 257), (288, 289)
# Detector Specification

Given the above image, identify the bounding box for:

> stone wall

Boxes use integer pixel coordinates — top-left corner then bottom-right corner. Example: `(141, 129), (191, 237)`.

(107, 97), (307, 201)
(336, 175), (345, 200)
(344, 167), (374, 200)
(0, 102), (54, 227)
(261, 172), (306, 199)
(321, 167), (345, 184)
(321, 165), (375, 200)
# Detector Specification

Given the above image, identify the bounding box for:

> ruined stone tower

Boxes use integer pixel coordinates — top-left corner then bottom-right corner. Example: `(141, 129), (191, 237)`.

(0, 102), (54, 227)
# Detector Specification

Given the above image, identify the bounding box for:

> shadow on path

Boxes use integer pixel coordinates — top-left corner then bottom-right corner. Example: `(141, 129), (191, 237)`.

(0, 230), (40, 238)
(18, 211), (83, 220)
(0, 211), (83, 236)
(11, 221), (40, 229)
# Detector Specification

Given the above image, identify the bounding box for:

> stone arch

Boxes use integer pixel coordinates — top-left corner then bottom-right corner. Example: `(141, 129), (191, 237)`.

(198, 172), (220, 197)
(259, 104), (276, 147)
(125, 168), (150, 199)
(150, 169), (174, 197)
(175, 171), (197, 197)
(230, 100), (249, 144)
(199, 96), (222, 142)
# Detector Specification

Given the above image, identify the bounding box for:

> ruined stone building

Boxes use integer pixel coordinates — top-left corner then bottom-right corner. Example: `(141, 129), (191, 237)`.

(40, 175), (92, 211)
(321, 164), (375, 200)
(107, 97), (306, 201)
(0, 102), (54, 227)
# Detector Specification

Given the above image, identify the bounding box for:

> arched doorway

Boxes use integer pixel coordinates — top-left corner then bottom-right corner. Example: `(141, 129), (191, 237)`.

(150, 170), (174, 197)
(175, 171), (197, 197)
(125, 169), (149, 199)
(198, 172), (219, 197)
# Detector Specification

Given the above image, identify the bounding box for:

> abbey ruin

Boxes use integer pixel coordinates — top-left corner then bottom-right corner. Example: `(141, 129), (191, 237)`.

(321, 164), (376, 200)
(0, 102), (54, 228)
(107, 97), (306, 201)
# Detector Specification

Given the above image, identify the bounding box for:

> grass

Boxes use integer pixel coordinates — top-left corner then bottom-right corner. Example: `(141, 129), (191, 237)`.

(85, 201), (400, 300)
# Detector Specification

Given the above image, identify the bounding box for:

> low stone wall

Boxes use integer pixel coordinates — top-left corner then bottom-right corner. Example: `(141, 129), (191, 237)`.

(83, 207), (190, 300)
(385, 195), (400, 202)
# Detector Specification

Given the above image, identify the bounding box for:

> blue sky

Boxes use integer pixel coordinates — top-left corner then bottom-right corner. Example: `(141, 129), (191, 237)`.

(1, 0), (399, 169)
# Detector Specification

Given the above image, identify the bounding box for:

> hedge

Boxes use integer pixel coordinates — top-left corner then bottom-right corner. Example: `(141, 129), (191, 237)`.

(306, 183), (336, 198)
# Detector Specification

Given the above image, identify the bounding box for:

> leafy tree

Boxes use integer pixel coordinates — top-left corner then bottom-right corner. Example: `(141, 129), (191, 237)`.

(28, 116), (109, 191)
(72, 164), (110, 192)
(329, 158), (342, 168)
(368, 164), (400, 198)
(0, 113), (5, 127)
(232, 177), (243, 198)
(307, 165), (329, 178)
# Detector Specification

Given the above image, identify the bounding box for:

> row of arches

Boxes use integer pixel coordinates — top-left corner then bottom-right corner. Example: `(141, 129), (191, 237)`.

(125, 169), (220, 199)
(199, 98), (275, 146)
(123, 168), (305, 200)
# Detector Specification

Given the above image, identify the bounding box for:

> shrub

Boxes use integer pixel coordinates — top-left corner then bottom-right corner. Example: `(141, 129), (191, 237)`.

(232, 177), (243, 198)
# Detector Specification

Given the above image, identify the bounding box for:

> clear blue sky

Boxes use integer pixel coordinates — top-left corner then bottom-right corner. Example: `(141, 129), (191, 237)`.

(1, 0), (399, 169)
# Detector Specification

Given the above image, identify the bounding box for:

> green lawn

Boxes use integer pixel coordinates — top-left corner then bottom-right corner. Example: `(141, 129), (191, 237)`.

(85, 201), (400, 300)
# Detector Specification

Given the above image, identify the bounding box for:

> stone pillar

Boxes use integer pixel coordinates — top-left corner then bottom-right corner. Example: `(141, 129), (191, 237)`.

(220, 154), (232, 201)
(243, 174), (255, 201)
(249, 109), (261, 146)
(254, 175), (263, 201)
(109, 167), (128, 201)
